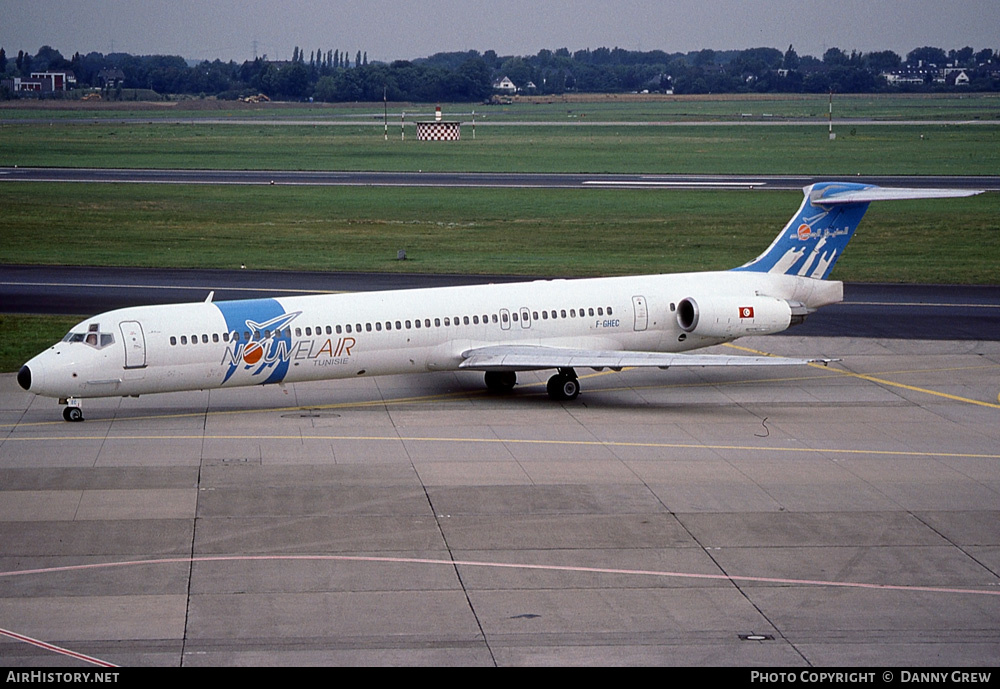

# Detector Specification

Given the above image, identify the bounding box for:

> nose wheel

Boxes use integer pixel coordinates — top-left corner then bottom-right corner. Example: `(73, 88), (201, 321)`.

(62, 405), (84, 422)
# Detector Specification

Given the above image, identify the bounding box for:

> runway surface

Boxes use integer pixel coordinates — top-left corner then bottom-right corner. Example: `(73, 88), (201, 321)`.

(3, 167), (999, 191)
(2, 265), (999, 341)
(2, 334), (999, 666)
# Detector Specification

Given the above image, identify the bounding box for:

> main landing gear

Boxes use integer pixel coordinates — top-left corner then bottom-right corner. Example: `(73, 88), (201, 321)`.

(546, 368), (580, 401)
(483, 368), (581, 401)
(484, 370), (517, 394)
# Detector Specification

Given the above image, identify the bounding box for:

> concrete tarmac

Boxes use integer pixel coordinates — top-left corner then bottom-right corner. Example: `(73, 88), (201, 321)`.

(1, 335), (999, 667)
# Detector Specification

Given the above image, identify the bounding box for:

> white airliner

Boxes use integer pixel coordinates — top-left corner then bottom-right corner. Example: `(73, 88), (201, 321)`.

(17, 182), (981, 421)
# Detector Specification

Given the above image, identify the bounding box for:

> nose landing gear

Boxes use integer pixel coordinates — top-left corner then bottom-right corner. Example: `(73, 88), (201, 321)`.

(61, 400), (84, 422)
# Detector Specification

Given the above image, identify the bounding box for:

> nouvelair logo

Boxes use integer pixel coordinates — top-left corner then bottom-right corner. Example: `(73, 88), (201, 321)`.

(221, 311), (302, 384)
(216, 299), (357, 386)
(794, 211), (829, 241)
(739, 306), (755, 319)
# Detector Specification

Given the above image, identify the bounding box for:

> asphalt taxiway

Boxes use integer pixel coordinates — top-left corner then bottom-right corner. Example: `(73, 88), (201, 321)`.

(2, 333), (999, 666)
(3, 167), (999, 191)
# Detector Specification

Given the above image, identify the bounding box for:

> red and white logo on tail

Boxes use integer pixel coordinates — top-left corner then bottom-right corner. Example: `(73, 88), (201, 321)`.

(739, 306), (755, 318)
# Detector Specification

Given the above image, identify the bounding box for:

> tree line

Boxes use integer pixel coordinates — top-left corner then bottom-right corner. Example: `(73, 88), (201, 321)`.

(2, 43), (998, 101)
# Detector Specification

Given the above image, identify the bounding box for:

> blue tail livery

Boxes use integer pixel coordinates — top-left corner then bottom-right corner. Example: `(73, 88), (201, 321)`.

(733, 182), (981, 279)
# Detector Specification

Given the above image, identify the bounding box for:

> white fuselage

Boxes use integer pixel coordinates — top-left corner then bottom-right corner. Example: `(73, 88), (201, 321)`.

(21, 270), (841, 400)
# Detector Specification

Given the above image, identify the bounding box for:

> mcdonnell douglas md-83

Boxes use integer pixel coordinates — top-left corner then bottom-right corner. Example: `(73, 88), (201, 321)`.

(17, 182), (982, 421)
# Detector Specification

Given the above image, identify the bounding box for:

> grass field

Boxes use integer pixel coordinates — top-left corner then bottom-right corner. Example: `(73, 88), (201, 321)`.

(2, 121), (998, 175)
(2, 182), (996, 282)
(0, 314), (82, 373)
(3, 92), (1000, 121)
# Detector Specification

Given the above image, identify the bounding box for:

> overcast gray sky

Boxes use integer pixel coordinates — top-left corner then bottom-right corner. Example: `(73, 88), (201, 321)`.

(2, 0), (997, 63)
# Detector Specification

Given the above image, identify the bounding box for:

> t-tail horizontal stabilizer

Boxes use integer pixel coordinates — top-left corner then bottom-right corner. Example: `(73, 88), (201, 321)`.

(734, 182), (983, 280)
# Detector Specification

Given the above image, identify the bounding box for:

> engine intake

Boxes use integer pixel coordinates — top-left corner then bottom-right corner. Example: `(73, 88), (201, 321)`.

(676, 295), (793, 338)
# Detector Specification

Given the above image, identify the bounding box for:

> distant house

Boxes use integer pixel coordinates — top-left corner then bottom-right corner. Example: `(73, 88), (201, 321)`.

(954, 70), (970, 86)
(30, 72), (76, 90)
(493, 76), (516, 93)
(3, 71), (76, 93)
(882, 69), (932, 85)
(97, 68), (125, 88)
(2, 77), (40, 93)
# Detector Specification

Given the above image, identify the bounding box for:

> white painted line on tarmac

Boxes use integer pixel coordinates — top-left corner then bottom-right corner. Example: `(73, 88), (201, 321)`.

(583, 180), (767, 187)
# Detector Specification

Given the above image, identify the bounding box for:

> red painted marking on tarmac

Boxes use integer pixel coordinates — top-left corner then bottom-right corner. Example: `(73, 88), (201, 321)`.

(6, 554), (997, 664)
(0, 627), (118, 667)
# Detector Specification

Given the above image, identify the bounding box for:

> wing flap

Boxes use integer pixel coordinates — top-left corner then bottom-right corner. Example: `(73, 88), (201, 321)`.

(460, 345), (829, 371)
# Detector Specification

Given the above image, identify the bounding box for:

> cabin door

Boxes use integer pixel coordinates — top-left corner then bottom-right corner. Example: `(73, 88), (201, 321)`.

(120, 321), (147, 369)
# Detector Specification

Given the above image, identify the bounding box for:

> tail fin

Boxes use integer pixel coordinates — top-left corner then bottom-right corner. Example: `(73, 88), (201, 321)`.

(733, 182), (982, 280)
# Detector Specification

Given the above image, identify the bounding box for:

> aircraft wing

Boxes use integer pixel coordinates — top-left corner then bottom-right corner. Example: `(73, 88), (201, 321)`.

(459, 345), (831, 371)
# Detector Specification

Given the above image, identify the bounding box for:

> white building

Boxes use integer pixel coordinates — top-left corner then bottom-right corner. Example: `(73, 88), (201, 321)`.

(493, 76), (516, 92)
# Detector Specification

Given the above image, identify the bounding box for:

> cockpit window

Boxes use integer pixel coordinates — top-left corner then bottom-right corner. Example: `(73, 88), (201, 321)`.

(62, 329), (115, 350)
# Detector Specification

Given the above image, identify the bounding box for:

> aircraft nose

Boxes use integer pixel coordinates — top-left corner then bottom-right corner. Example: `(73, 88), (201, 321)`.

(17, 365), (31, 391)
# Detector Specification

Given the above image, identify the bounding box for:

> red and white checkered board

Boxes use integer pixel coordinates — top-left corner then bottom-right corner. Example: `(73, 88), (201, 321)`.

(416, 122), (461, 141)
